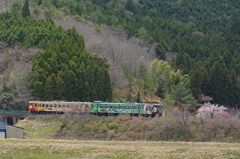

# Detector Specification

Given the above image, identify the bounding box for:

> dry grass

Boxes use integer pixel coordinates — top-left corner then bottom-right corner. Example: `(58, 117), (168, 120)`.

(0, 139), (240, 159)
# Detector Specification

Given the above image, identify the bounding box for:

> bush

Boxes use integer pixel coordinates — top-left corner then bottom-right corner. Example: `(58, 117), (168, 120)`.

(108, 122), (118, 130)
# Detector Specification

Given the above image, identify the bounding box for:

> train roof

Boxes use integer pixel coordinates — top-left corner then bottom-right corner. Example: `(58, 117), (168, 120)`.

(29, 101), (162, 105)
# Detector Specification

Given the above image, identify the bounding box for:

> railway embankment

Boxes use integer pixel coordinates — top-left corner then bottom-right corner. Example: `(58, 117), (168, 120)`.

(15, 112), (240, 143)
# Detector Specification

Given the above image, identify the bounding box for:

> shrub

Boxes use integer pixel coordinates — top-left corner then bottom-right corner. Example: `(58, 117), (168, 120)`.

(108, 122), (118, 130)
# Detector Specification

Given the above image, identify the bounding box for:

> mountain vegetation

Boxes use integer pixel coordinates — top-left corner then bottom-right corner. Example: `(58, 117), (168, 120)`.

(0, 8), (112, 109)
(37, 0), (240, 107)
(1, 0), (240, 109)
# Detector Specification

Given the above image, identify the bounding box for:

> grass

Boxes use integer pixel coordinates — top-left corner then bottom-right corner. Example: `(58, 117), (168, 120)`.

(0, 139), (240, 159)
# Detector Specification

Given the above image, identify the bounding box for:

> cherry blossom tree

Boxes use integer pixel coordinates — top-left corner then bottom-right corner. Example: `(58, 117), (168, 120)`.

(196, 102), (231, 120)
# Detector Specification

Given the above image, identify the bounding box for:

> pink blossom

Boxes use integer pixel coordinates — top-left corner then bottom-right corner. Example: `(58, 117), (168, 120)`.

(196, 102), (229, 120)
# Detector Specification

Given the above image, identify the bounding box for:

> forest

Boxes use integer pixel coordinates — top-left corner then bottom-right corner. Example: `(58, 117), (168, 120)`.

(1, 0), (240, 110)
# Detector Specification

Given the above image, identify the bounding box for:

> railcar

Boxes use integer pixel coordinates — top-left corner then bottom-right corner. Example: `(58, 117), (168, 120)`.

(28, 101), (90, 114)
(91, 103), (162, 117)
(28, 101), (162, 117)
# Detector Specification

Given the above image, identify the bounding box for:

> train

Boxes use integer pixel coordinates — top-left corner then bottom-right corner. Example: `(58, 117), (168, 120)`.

(28, 101), (163, 117)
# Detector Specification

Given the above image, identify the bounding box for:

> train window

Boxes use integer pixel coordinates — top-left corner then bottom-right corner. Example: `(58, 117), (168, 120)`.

(119, 106), (122, 109)
(109, 106), (112, 109)
(114, 106), (117, 109)
(133, 106), (136, 109)
(71, 105), (73, 108)
(50, 104), (52, 107)
(138, 106), (141, 109)
(100, 105), (103, 108)
(54, 104), (57, 108)
(123, 106), (126, 109)
(58, 105), (61, 108)
(63, 105), (65, 108)
(67, 105), (70, 108)
(46, 104), (48, 107)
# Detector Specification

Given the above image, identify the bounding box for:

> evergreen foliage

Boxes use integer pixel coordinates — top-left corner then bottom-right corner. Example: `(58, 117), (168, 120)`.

(4, 0), (240, 106)
(0, 12), (112, 102)
(21, 0), (31, 18)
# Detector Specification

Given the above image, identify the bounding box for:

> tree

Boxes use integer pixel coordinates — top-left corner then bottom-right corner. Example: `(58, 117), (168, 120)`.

(196, 102), (231, 120)
(210, 61), (230, 105)
(155, 42), (166, 60)
(37, 0), (43, 6)
(94, 24), (102, 34)
(21, 0), (31, 18)
(168, 83), (197, 106)
(197, 94), (213, 103)
(11, 0), (23, 13)
(125, 0), (140, 15)
(190, 70), (203, 98)
(44, 73), (56, 100)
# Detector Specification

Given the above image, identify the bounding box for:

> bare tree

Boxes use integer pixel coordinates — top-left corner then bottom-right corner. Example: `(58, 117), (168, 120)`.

(0, 42), (38, 110)
(54, 19), (157, 90)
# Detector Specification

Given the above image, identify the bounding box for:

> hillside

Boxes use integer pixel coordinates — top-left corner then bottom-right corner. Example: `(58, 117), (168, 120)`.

(1, 0), (240, 108)
(15, 111), (240, 143)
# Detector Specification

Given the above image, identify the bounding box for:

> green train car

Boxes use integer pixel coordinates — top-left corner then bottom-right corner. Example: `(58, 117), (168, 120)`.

(90, 103), (162, 117)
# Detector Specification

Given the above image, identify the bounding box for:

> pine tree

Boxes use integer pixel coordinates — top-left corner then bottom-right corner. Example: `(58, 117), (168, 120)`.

(21, 0), (31, 18)
(37, 0), (43, 6)
(103, 69), (113, 101)
(190, 70), (203, 99)
(210, 61), (230, 104)
(55, 72), (64, 100)
(82, 81), (91, 102)
(44, 73), (56, 100)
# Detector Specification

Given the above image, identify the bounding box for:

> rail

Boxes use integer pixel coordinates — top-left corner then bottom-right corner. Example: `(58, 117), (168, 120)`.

(0, 110), (30, 114)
